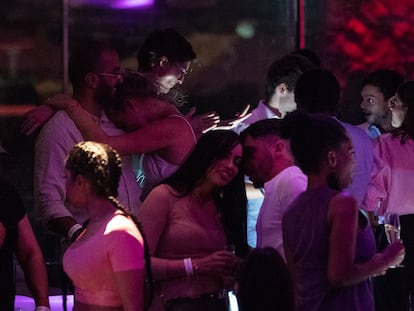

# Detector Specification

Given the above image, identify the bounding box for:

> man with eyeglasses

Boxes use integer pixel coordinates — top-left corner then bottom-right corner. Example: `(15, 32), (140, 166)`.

(34, 41), (141, 243)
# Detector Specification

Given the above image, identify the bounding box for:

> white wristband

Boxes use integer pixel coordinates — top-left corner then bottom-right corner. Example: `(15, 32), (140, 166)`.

(35, 306), (51, 311)
(67, 224), (82, 241)
(183, 258), (194, 277)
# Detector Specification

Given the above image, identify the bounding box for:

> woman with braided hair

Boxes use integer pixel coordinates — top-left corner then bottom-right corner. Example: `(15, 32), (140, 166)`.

(62, 141), (153, 311)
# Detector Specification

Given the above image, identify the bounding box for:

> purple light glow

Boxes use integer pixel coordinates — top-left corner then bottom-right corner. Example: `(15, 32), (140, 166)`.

(111, 0), (154, 9)
(70, 0), (154, 9)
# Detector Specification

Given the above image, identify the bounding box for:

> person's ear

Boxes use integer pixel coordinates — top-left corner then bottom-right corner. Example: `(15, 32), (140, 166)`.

(158, 56), (169, 68)
(326, 150), (337, 169)
(85, 72), (99, 88)
(274, 140), (285, 154)
(277, 83), (288, 95)
(388, 96), (396, 110)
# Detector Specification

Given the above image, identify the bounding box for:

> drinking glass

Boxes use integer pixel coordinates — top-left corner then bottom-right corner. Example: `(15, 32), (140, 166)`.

(383, 212), (404, 268)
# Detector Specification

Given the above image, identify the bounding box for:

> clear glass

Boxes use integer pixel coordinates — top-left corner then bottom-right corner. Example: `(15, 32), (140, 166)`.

(383, 212), (404, 268)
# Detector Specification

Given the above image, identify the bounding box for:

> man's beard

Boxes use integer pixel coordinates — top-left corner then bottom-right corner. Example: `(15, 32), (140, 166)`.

(94, 85), (115, 109)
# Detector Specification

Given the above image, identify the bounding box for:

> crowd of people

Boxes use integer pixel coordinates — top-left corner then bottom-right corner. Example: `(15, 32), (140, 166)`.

(2, 27), (414, 311)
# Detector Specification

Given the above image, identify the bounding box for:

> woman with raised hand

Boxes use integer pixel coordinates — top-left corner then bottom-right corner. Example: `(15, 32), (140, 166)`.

(63, 141), (153, 311)
(137, 130), (248, 311)
(281, 111), (404, 311)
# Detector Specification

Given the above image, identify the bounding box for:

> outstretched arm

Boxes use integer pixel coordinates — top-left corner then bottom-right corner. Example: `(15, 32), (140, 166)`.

(66, 102), (193, 156)
(15, 215), (50, 309)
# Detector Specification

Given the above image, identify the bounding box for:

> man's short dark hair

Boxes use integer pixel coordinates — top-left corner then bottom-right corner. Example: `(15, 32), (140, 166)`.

(295, 69), (340, 115)
(264, 54), (316, 104)
(361, 69), (404, 101)
(68, 41), (116, 90)
(240, 118), (283, 143)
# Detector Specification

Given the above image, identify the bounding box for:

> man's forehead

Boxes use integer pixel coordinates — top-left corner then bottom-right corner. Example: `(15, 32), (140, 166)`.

(97, 49), (120, 69)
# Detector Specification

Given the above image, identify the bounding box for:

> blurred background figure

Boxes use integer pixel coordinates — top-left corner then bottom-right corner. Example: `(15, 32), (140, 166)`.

(0, 141), (50, 311)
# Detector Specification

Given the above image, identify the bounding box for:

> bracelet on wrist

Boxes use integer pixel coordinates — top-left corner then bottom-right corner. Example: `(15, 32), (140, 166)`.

(67, 223), (83, 242)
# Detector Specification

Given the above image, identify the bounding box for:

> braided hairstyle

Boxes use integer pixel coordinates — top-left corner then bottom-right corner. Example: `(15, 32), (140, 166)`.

(65, 141), (154, 308)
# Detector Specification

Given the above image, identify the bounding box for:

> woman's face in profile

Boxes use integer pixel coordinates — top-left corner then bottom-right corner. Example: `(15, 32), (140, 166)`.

(155, 60), (192, 94)
(333, 139), (355, 190)
(389, 94), (407, 128)
(204, 144), (243, 188)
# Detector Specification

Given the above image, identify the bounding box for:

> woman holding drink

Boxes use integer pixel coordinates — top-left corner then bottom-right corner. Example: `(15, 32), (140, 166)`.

(281, 111), (404, 311)
(363, 81), (414, 310)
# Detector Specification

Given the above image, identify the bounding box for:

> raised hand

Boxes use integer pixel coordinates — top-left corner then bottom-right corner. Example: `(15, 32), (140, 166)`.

(186, 107), (220, 138)
(215, 104), (251, 130)
(381, 240), (405, 268)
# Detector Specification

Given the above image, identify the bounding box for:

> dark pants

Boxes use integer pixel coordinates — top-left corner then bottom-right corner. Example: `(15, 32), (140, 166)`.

(374, 214), (414, 311)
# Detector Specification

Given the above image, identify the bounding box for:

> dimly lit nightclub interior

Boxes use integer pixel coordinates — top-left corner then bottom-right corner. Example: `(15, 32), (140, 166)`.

(2, 1), (414, 310)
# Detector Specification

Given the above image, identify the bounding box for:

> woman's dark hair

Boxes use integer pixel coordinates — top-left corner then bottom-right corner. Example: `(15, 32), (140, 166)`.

(114, 73), (159, 105)
(65, 141), (154, 308)
(165, 130), (240, 195)
(65, 141), (122, 197)
(137, 28), (196, 71)
(280, 111), (349, 175)
(164, 130), (248, 256)
(392, 81), (414, 144)
(106, 74), (176, 128)
(236, 247), (295, 311)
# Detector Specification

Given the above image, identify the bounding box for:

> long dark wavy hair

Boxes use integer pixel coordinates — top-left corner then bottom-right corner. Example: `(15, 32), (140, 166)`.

(65, 141), (154, 308)
(164, 130), (249, 257)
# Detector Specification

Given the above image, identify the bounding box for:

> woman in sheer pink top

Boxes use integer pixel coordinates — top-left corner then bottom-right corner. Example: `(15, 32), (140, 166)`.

(363, 81), (414, 310)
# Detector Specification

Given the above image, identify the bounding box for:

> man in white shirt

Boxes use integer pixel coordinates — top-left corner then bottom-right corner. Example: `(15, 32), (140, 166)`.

(34, 41), (141, 242)
(241, 119), (307, 259)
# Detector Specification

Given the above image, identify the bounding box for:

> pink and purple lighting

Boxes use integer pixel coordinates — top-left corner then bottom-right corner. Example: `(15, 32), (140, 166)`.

(111, 0), (154, 9)
(71, 0), (154, 9)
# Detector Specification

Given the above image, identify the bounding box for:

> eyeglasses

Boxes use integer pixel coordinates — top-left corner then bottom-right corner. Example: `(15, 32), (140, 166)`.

(174, 63), (192, 79)
(96, 72), (124, 81)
